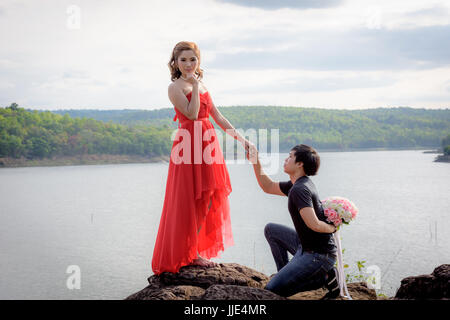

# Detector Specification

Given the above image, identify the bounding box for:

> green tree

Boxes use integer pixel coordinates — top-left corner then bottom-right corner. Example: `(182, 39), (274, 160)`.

(444, 146), (450, 156)
(7, 102), (19, 111)
(442, 134), (450, 149)
(29, 137), (50, 159)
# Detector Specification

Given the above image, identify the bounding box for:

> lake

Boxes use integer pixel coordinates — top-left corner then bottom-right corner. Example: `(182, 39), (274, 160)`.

(0, 150), (449, 299)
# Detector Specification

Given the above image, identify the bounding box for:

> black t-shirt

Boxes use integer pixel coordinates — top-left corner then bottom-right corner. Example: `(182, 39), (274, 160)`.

(279, 176), (336, 254)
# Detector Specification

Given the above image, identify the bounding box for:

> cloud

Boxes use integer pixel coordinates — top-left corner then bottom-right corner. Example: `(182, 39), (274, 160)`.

(374, 25), (450, 67)
(215, 0), (343, 10)
(226, 73), (397, 94)
(206, 66), (450, 108)
(0, 0), (449, 110)
(406, 4), (450, 19)
(204, 25), (450, 71)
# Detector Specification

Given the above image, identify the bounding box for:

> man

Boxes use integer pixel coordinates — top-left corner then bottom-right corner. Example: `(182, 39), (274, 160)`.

(246, 143), (340, 299)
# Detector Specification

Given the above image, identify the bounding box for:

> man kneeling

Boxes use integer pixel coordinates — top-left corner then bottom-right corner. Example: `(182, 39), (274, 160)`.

(247, 144), (340, 299)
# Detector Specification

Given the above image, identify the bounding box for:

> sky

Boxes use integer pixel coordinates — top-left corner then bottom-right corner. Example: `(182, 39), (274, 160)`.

(1, 0), (450, 110)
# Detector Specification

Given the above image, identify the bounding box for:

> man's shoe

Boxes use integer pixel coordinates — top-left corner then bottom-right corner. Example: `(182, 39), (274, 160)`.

(320, 267), (340, 300)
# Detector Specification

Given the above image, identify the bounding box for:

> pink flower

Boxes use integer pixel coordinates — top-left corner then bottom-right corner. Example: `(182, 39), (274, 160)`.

(321, 196), (358, 228)
(324, 208), (341, 226)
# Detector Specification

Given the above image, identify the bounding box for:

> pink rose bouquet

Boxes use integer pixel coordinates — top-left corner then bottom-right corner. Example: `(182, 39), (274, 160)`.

(321, 196), (359, 300)
(321, 196), (358, 229)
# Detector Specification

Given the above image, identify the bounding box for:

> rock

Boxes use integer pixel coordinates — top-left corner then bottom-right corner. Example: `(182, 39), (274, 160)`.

(434, 154), (450, 162)
(154, 263), (270, 289)
(126, 284), (205, 300)
(289, 282), (377, 300)
(202, 285), (285, 300)
(346, 282), (379, 300)
(125, 263), (277, 300)
(394, 264), (450, 299)
(125, 263), (377, 300)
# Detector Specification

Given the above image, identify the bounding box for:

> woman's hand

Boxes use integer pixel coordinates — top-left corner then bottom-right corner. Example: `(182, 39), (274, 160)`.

(242, 139), (254, 151)
(182, 73), (199, 87)
(244, 141), (258, 163)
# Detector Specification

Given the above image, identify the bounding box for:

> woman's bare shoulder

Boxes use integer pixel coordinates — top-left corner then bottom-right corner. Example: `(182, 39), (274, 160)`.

(168, 79), (179, 90)
(168, 80), (185, 96)
(168, 78), (208, 96)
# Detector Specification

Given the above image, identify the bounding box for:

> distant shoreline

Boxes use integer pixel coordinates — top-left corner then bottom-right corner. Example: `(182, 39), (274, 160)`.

(316, 147), (440, 153)
(0, 148), (443, 168)
(434, 154), (450, 162)
(0, 154), (170, 168)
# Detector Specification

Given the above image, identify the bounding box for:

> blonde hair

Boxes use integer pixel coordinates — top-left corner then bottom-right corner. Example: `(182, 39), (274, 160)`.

(168, 41), (204, 82)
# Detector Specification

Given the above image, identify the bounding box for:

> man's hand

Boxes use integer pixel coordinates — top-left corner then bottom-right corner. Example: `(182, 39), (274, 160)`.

(331, 224), (337, 233)
(245, 141), (258, 164)
(247, 142), (285, 196)
(299, 207), (337, 233)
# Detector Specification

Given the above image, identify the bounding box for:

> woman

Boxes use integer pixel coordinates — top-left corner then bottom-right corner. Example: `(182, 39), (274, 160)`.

(151, 41), (251, 274)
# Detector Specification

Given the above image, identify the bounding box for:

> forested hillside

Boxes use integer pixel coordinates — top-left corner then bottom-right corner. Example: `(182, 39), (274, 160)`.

(0, 103), (172, 160)
(1, 103), (449, 162)
(51, 105), (450, 151)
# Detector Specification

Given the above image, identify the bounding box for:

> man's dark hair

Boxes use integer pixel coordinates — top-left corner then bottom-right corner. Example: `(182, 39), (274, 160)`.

(291, 144), (320, 176)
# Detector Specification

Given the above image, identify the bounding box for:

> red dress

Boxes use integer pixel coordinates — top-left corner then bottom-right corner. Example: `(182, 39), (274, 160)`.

(151, 91), (233, 275)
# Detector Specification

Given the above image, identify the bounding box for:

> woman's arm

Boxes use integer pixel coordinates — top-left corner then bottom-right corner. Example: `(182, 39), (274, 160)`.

(209, 96), (285, 196)
(168, 81), (201, 120)
(209, 101), (247, 144)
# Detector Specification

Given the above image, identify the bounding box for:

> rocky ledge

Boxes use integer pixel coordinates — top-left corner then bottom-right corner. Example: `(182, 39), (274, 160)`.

(125, 263), (377, 300)
(434, 154), (450, 162)
(394, 264), (450, 299)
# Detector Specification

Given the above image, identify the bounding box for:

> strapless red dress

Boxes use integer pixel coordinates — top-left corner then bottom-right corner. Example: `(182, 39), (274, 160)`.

(151, 91), (233, 275)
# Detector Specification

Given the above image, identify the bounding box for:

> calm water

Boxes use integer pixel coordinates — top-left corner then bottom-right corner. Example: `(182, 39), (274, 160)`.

(0, 150), (449, 299)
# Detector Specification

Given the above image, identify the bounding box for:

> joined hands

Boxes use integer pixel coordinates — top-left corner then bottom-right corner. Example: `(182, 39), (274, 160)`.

(243, 140), (258, 163)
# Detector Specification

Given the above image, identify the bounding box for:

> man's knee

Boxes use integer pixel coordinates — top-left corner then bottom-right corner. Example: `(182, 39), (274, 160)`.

(264, 223), (276, 240)
(264, 278), (277, 294)
(264, 277), (287, 297)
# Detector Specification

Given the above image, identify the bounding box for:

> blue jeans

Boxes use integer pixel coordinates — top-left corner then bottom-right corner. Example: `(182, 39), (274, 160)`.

(264, 222), (337, 297)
